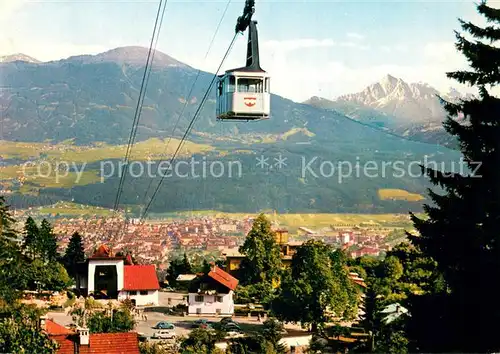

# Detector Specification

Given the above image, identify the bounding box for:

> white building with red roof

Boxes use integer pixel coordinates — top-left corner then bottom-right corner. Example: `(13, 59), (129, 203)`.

(187, 264), (239, 316)
(76, 245), (159, 306)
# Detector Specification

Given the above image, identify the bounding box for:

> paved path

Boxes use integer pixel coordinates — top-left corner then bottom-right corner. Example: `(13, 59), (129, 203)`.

(46, 291), (309, 340)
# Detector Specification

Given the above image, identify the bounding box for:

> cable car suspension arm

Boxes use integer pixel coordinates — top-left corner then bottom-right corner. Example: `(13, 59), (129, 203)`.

(235, 0), (255, 33)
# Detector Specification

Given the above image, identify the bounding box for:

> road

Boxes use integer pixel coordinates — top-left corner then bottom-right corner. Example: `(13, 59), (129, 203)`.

(46, 291), (308, 340)
(48, 309), (270, 339)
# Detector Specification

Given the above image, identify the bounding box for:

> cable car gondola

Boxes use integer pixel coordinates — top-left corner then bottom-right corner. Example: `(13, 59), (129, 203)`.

(216, 2), (270, 121)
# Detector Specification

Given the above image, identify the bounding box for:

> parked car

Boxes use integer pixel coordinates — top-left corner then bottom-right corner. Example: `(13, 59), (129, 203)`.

(152, 330), (176, 339)
(223, 322), (241, 331)
(192, 319), (211, 329)
(219, 317), (234, 325)
(225, 330), (245, 339)
(153, 321), (175, 330)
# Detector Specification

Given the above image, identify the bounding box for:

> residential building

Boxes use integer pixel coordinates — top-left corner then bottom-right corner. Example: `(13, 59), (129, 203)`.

(222, 229), (303, 274)
(349, 246), (381, 258)
(41, 317), (140, 354)
(76, 245), (160, 306)
(188, 265), (238, 316)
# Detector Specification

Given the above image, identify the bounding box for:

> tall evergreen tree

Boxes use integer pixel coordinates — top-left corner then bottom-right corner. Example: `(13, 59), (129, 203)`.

(408, 1), (500, 351)
(0, 196), (26, 303)
(63, 232), (85, 278)
(22, 217), (39, 259)
(238, 213), (282, 285)
(201, 259), (211, 274)
(182, 253), (193, 274)
(0, 197), (16, 241)
(39, 219), (58, 262)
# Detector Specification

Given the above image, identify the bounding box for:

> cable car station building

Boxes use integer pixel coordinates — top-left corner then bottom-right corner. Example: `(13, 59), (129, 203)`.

(75, 245), (160, 306)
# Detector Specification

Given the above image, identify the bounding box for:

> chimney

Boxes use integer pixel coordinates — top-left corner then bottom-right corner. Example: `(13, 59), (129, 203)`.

(209, 261), (216, 271)
(39, 315), (48, 331)
(77, 327), (89, 346)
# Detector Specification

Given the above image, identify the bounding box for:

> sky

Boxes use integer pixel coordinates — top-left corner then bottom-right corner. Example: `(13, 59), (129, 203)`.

(1, 0), (499, 102)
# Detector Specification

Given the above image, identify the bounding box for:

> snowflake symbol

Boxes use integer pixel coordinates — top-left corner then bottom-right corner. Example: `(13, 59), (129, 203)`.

(274, 154), (287, 169)
(256, 155), (269, 169)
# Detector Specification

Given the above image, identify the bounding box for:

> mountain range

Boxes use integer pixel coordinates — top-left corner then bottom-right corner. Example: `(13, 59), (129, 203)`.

(304, 74), (473, 148)
(0, 47), (462, 214)
(0, 53), (41, 64)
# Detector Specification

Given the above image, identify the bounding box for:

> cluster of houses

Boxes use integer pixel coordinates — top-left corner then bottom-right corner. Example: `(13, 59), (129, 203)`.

(74, 244), (239, 315)
(41, 234), (368, 354)
(42, 244), (241, 353)
(52, 216), (250, 264)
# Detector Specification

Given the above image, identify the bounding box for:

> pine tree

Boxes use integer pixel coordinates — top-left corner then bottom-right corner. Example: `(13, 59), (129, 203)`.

(408, 1), (500, 351)
(182, 253), (193, 274)
(201, 259), (211, 274)
(63, 232), (85, 278)
(0, 197), (26, 303)
(166, 258), (183, 286)
(22, 217), (39, 259)
(0, 197), (16, 241)
(39, 219), (58, 262)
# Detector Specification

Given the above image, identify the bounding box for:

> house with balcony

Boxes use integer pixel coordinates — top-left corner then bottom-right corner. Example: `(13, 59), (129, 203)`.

(187, 265), (239, 316)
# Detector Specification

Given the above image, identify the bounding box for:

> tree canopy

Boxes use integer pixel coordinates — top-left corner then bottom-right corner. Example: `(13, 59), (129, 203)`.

(407, 1), (500, 351)
(0, 305), (59, 354)
(63, 232), (85, 278)
(0, 202), (59, 354)
(0, 197), (27, 303)
(178, 328), (225, 354)
(271, 240), (358, 332)
(238, 214), (282, 286)
(166, 253), (194, 287)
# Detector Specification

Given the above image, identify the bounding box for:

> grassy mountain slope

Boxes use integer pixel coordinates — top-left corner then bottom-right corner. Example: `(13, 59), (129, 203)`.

(0, 47), (463, 213)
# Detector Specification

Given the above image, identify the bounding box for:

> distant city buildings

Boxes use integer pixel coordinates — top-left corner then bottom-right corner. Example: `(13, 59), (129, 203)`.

(17, 213), (393, 270)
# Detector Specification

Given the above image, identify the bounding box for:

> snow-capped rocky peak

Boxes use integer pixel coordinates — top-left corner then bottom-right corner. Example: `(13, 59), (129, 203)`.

(332, 74), (467, 124)
(379, 74), (399, 93)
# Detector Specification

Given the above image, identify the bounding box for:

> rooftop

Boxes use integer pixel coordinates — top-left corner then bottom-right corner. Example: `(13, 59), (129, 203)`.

(208, 266), (239, 291)
(44, 318), (73, 335)
(176, 274), (198, 281)
(88, 244), (125, 260)
(50, 332), (140, 354)
(123, 265), (160, 291)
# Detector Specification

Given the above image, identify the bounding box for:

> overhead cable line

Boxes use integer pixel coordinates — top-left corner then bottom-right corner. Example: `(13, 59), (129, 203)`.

(140, 33), (239, 221)
(140, 0), (232, 206)
(113, 0), (168, 211)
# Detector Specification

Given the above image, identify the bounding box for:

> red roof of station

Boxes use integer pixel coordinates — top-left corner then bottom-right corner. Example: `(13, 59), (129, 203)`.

(123, 265), (160, 291)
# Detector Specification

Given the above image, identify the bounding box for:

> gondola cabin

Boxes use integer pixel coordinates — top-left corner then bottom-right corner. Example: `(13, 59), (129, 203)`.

(216, 69), (270, 121)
